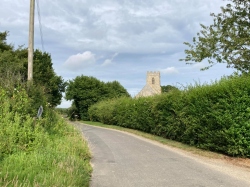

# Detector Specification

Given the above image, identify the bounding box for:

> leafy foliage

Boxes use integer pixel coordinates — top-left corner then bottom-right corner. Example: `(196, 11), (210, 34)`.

(0, 36), (27, 91)
(181, 0), (250, 73)
(0, 31), (91, 186)
(89, 75), (250, 157)
(0, 86), (91, 186)
(161, 85), (179, 93)
(33, 49), (66, 107)
(66, 75), (130, 120)
(0, 31), (13, 52)
(0, 87), (43, 159)
(0, 31), (66, 107)
(104, 80), (130, 98)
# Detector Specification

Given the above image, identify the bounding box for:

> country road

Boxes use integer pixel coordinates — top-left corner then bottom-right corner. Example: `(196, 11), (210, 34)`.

(73, 122), (250, 187)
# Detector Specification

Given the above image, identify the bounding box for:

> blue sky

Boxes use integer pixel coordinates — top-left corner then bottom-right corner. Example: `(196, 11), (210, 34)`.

(0, 0), (234, 108)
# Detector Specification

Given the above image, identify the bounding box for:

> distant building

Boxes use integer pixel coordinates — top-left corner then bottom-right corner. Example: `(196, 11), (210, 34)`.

(135, 71), (161, 98)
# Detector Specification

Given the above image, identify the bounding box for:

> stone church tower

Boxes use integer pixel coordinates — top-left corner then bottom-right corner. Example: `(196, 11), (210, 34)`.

(135, 71), (161, 98)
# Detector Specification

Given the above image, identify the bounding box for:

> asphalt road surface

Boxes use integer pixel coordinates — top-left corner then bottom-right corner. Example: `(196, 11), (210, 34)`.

(74, 122), (250, 187)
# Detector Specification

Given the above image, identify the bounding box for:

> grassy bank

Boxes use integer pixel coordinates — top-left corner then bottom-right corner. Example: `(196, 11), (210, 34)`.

(0, 124), (92, 186)
(0, 87), (92, 186)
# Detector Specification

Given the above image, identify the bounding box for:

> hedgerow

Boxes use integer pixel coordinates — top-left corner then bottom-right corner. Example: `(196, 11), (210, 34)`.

(88, 74), (250, 157)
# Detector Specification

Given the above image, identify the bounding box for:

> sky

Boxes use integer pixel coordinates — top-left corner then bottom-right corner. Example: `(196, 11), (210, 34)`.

(0, 0), (234, 108)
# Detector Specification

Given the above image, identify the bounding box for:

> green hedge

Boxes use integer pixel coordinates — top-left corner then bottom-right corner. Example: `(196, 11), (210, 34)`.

(88, 75), (250, 157)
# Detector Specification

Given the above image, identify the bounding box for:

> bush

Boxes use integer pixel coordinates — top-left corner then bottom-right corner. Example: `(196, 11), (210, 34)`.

(0, 87), (47, 160)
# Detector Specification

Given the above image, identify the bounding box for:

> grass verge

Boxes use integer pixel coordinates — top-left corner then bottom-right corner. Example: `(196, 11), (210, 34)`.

(0, 121), (92, 187)
(81, 120), (250, 169)
(82, 120), (224, 159)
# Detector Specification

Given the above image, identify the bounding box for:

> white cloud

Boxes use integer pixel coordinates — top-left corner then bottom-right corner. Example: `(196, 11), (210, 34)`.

(19, 0), (226, 54)
(191, 62), (208, 70)
(63, 51), (96, 71)
(161, 67), (179, 74)
(101, 52), (119, 66)
(102, 59), (112, 66)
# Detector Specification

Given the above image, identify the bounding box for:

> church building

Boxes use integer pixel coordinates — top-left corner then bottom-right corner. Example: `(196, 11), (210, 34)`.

(135, 71), (161, 98)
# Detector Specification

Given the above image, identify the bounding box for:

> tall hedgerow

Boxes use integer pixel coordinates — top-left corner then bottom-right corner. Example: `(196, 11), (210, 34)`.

(88, 74), (250, 157)
(179, 75), (250, 156)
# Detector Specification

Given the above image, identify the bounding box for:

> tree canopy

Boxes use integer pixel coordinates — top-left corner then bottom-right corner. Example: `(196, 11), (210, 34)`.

(0, 31), (13, 52)
(33, 49), (66, 107)
(0, 31), (66, 108)
(66, 75), (130, 120)
(181, 0), (250, 73)
(104, 80), (130, 98)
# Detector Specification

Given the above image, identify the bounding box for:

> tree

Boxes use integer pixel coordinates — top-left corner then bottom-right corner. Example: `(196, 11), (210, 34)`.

(33, 49), (66, 107)
(105, 81), (130, 98)
(66, 76), (106, 120)
(0, 31), (13, 52)
(0, 32), (27, 90)
(65, 75), (130, 120)
(0, 31), (66, 107)
(181, 0), (250, 73)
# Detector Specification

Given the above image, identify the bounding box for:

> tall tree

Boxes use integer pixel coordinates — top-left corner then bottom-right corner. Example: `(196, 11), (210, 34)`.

(181, 0), (250, 73)
(0, 31), (13, 52)
(33, 49), (66, 107)
(105, 81), (130, 98)
(0, 31), (66, 107)
(66, 75), (130, 120)
(66, 76), (106, 120)
(0, 32), (26, 89)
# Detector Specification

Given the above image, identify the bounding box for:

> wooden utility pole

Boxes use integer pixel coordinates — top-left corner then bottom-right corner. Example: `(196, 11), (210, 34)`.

(28, 0), (35, 81)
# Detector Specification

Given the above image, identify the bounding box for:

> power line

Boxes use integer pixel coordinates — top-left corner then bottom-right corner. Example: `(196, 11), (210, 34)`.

(36, 0), (45, 52)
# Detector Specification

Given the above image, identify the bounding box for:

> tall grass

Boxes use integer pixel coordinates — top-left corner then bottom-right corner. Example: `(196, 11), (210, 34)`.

(0, 128), (91, 187)
(0, 87), (92, 186)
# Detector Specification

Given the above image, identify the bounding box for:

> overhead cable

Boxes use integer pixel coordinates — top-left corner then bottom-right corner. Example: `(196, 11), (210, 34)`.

(36, 0), (45, 52)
